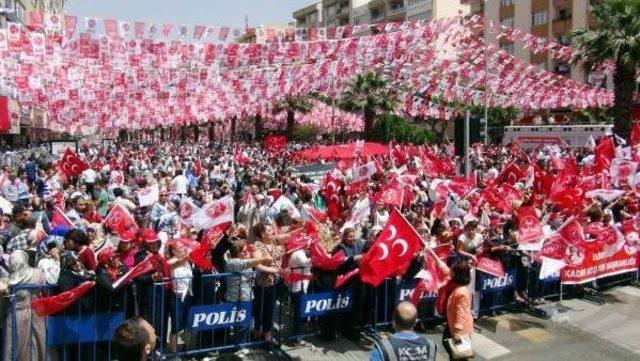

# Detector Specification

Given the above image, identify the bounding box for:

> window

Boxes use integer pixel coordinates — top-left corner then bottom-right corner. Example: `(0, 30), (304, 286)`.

(500, 0), (514, 7)
(501, 16), (514, 28)
(371, 9), (382, 20)
(557, 8), (571, 21)
(327, 5), (337, 17)
(556, 34), (570, 46)
(408, 10), (432, 21)
(307, 13), (317, 24)
(532, 11), (548, 26)
(500, 42), (515, 55)
(407, 0), (428, 6)
(16, 0), (26, 23)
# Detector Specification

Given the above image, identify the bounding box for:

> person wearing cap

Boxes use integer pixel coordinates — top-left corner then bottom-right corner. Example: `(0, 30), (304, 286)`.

(134, 229), (170, 332)
(95, 247), (129, 314)
(117, 230), (139, 269)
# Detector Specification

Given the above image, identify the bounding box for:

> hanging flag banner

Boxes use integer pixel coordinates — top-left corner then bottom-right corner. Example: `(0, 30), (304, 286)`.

(561, 246), (639, 285)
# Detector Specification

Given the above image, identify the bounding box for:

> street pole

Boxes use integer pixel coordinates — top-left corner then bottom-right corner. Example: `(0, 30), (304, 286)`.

(331, 79), (336, 144)
(483, 0), (489, 145)
(464, 109), (470, 177)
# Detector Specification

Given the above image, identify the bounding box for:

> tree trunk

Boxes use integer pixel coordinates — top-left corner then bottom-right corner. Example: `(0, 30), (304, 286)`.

(208, 122), (215, 142)
(231, 116), (237, 143)
(364, 107), (376, 139)
(286, 110), (295, 136)
(193, 125), (200, 141)
(613, 62), (636, 139)
(254, 114), (263, 140)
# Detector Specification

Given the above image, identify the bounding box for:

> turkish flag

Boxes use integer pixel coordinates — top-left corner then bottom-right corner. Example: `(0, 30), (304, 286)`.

(31, 281), (95, 317)
(189, 243), (213, 271)
(103, 204), (139, 237)
(610, 158), (638, 186)
(498, 162), (524, 185)
(374, 183), (404, 208)
(263, 135), (287, 154)
(594, 136), (616, 173)
(309, 241), (344, 271)
(112, 254), (160, 289)
(517, 206), (543, 244)
(550, 188), (584, 213)
(360, 209), (423, 286)
(191, 195), (234, 231)
(539, 235), (567, 260)
(58, 148), (90, 178)
(558, 217), (585, 246)
(475, 257), (505, 278)
(201, 222), (230, 248)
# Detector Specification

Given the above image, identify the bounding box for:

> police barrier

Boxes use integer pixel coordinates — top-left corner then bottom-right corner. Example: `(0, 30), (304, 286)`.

(7, 282), (129, 361)
(8, 265), (640, 360)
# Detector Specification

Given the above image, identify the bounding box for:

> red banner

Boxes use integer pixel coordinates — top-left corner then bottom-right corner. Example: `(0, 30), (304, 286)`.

(561, 246), (639, 285)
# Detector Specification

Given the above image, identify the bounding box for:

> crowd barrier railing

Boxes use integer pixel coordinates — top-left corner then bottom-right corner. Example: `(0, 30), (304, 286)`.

(5, 264), (640, 360)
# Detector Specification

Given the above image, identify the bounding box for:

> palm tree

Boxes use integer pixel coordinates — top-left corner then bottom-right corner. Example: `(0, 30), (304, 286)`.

(339, 71), (398, 138)
(571, 0), (640, 138)
(273, 95), (312, 136)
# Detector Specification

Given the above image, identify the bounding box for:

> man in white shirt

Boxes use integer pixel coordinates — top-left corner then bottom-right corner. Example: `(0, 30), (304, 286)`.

(112, 187), (137, 212)
(80, 167), (97, 196)
(172, 170), (188, 198)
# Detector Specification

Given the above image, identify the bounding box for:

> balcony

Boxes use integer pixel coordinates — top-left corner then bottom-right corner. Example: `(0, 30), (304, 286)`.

(387, 2), (405, 16)
(552, 18), (572, 35)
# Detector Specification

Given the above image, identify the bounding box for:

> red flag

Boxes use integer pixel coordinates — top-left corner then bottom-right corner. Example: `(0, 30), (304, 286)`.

(263, 135), (287, 154)
(558, 217), (585, 246)
(630, 122), (640, 147)
(103, 204), (139, 237)
(360, 209), (423, 286)
(267, 188), (282, 201)
(0, 96), (9, 133)
(550, 188), (584, 213)
(189, 243), (213, 271)
(594, 136), (615, 173)
(374, 183), (404, 208)
(285, 222), (317, 252)
(538, 235), (567, 260)
(302, 205), (327, 223)
(498, 162), (524, 185)
(31, 281), (95, 317)
(283, 272), (315, 286)
(517, 206), (543, 244)
(475, 257), (505, 278)
(202, 222), (230, 248)
(193, 160), (202, 177)
(112, 255), (159, 289)
(190, 195), (234, 231)
(309, 241), (344, 271)
(50, 206), (73, 229)
(58, 148), (90, 178)
(335, 268), (360, 289)
(409, 252), (443, 306)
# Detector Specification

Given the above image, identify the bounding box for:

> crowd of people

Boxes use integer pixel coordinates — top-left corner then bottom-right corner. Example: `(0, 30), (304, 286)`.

(0, 131), (638, 361)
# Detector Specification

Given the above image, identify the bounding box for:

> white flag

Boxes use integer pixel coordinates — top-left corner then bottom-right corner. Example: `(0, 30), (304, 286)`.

(270, 195), (301, 219)
(539, 257), (565, 280)
(349, 197), (370, 225)
(191, 195), (234, 231)
(137, 184), (159, 207)
(352, 161), (376, 182)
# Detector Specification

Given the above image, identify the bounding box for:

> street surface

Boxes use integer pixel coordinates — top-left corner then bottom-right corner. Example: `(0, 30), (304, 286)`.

(236, 285), (640, 361)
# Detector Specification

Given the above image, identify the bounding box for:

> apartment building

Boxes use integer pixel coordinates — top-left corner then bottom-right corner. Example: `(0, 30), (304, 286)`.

(468, 0), (591, 83)
(294, 1), (470, 27)
(1, 0), (65, 27)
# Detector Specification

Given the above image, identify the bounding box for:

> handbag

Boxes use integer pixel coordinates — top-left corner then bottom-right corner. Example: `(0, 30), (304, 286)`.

(445, 334), (475, 359)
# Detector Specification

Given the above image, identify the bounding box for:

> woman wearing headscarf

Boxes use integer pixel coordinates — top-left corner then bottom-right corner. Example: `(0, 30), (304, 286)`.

(57, 251), (95, 314)
(3, 250), (47, 361)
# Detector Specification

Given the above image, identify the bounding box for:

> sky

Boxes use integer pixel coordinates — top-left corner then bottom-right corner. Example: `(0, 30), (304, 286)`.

(65, 0), (316, 29)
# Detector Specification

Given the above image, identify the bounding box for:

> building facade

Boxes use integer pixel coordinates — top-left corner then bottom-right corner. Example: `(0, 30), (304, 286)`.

(294, 0), (470, 27)
(468, 0), (591, 83)
(1, 0), (65, 27)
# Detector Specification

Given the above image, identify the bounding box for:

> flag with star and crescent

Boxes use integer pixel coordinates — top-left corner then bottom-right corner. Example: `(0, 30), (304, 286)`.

(360, 208), (423, 286)
(58, 148), (90, 178)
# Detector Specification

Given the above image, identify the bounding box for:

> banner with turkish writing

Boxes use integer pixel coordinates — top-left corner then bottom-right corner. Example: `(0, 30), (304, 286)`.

(561, 246), (638, 285)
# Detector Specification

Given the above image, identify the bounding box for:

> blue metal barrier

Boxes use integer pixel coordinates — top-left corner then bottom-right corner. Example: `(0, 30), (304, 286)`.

(477, 267), (517, 315)
(7, 282), (129, 361)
